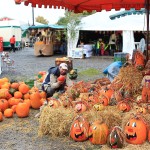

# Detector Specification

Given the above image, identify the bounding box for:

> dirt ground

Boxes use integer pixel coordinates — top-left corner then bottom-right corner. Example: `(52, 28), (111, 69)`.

(1, 48), (149, 150)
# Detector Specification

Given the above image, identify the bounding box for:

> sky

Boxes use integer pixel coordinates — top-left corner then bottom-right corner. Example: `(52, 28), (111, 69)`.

(0, 0), (65, 24)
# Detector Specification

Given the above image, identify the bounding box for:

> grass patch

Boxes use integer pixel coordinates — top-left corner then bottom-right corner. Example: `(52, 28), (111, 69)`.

(78, 68), (99, 77)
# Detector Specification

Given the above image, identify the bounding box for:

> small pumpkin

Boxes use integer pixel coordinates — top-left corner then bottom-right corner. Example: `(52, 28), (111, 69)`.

(93, 103), (104, 111)
(11, 82), (19, 90)
(48, 99), (61, 108)
(124, 115), (147, 144)
(74, 101), (87, 113)
(14, 91), (23, 99)
(107, 126), (124, 149)
(16, 103), (30, 118)
(18, 83), (30, 94)
(117, 101), (131, 112)
(0, 99), (9, 112)
(0, 112), (3, 122)
(89, 120), (109, 145)
(57, 75), (66, 82)
(70, 115), (90, 142)
(4, 108), (13, 118)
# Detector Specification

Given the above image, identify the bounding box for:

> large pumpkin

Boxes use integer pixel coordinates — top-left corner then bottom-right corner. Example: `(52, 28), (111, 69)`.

(107, 126), (124, 149)
(124, 116), (147, 144)
(30, 92), (42, 109)
(89, 120), (109, 145)
(70, 115), (90, 142)
(16, 103), (30, 118)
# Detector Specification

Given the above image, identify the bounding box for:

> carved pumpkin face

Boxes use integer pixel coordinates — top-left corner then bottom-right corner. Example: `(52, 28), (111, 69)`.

(124, 118), (147, 144)
(117, 101), (131, 112)
(70, 116), (89, 142)
(89, 120), (109, 145)
(107, 126), (124, 149)
(74, 103), (87, 113)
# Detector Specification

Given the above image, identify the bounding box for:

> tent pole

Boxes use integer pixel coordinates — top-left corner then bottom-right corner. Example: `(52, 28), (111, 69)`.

(146, 0), (149, 62)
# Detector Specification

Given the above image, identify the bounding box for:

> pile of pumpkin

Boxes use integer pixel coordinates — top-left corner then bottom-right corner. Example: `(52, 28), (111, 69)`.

(0, 77), (46, 121)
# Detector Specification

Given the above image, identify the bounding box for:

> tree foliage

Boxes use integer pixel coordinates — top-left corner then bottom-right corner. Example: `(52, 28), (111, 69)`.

(35, 16), (49, 25)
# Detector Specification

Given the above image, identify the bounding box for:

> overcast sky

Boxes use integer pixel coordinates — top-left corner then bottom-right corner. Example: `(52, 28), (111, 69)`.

(0, 0), (65, 24)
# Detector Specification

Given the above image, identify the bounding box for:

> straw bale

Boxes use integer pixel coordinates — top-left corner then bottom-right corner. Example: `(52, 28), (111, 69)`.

(38, 106), (75, 137)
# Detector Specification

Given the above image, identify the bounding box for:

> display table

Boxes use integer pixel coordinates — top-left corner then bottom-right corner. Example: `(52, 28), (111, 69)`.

(34, 42), (53, 56)
(72, 44), (93, 58)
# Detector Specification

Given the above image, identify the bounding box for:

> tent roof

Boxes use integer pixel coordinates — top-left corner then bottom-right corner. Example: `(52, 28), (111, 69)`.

(80, 10), (149, 31)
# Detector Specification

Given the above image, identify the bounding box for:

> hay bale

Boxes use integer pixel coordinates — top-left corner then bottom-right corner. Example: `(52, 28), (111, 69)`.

(82, 106), (122, 129)
(38, 106), (75, 137)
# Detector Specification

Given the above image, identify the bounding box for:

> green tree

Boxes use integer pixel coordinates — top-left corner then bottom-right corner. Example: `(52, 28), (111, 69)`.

(35, 16), (49, 25)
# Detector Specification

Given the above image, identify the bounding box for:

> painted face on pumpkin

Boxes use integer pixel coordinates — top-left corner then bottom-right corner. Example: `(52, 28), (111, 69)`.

(124, 118), (147, 144)
(107, 126), (124, 149)
(117, 102), (131, 112)
(70, 116), (89, 142)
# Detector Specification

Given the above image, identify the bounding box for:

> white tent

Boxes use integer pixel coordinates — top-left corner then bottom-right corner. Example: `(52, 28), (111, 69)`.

(67, 10), (149, 58)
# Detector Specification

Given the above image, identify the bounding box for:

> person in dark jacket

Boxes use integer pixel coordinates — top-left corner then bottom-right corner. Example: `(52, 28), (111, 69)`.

(42, 63), (68, 98)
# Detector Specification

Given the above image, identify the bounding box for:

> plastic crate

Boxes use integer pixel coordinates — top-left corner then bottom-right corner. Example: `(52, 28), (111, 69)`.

(114, 52), (128, 63)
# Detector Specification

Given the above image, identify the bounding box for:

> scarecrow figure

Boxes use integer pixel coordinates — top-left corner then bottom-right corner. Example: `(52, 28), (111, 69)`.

(141, 70), (150, 103)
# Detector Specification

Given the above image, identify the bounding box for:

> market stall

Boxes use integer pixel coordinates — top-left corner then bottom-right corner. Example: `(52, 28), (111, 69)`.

(26, 24), (66, 56)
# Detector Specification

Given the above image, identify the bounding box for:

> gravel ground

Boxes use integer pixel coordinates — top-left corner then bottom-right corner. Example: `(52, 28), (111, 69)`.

(0, 47), (114, 150)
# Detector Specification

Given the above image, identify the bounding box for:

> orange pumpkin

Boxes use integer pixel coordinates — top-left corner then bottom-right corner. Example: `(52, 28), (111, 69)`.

(24, 99), (31, 108)
(16, 103), (30, 118)
(117, 101), (131, 112)
(124, 116), (147, 144)
(11, 82), (20, 90)
(89, 120), (109, 145)
(14, 91), (23, 99)
(70, 115), (90, 142)
(0, 112), (3, 121)
(74, 101), (87, 113)
(40, 91), (46, 99)
(148, 129), (150, 142)
(8, 97), (23, 107)
(18, 84), (30, 94)
(0, 99), (9, 112)
(23, 93), (30, 99)
(4, 108), (13, 118)
(11, 105), (17, 113)
(30, 92), (42, 109)
(99, 94), (109, 106)
(0, 89), (10, 99)
(48, 99), (60, 108)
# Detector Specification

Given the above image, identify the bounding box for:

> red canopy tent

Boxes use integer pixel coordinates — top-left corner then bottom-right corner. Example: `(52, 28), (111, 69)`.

(16, 0), (149, 60)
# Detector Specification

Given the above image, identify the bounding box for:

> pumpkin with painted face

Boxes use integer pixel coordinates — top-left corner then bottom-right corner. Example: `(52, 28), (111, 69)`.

(70, 115), (89, 142)
(124, 116), (147, 144)
(117, 101), (131, 112)
(89, 120), (109, 145)
(107, 126), (124, 149)
(74, 102), (87, 113)
(148, 129), (150, 142)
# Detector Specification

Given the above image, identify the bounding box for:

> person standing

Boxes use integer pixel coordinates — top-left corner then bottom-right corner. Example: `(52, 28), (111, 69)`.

(10, 35), (16, 52)
(109, 31), (116, 56)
